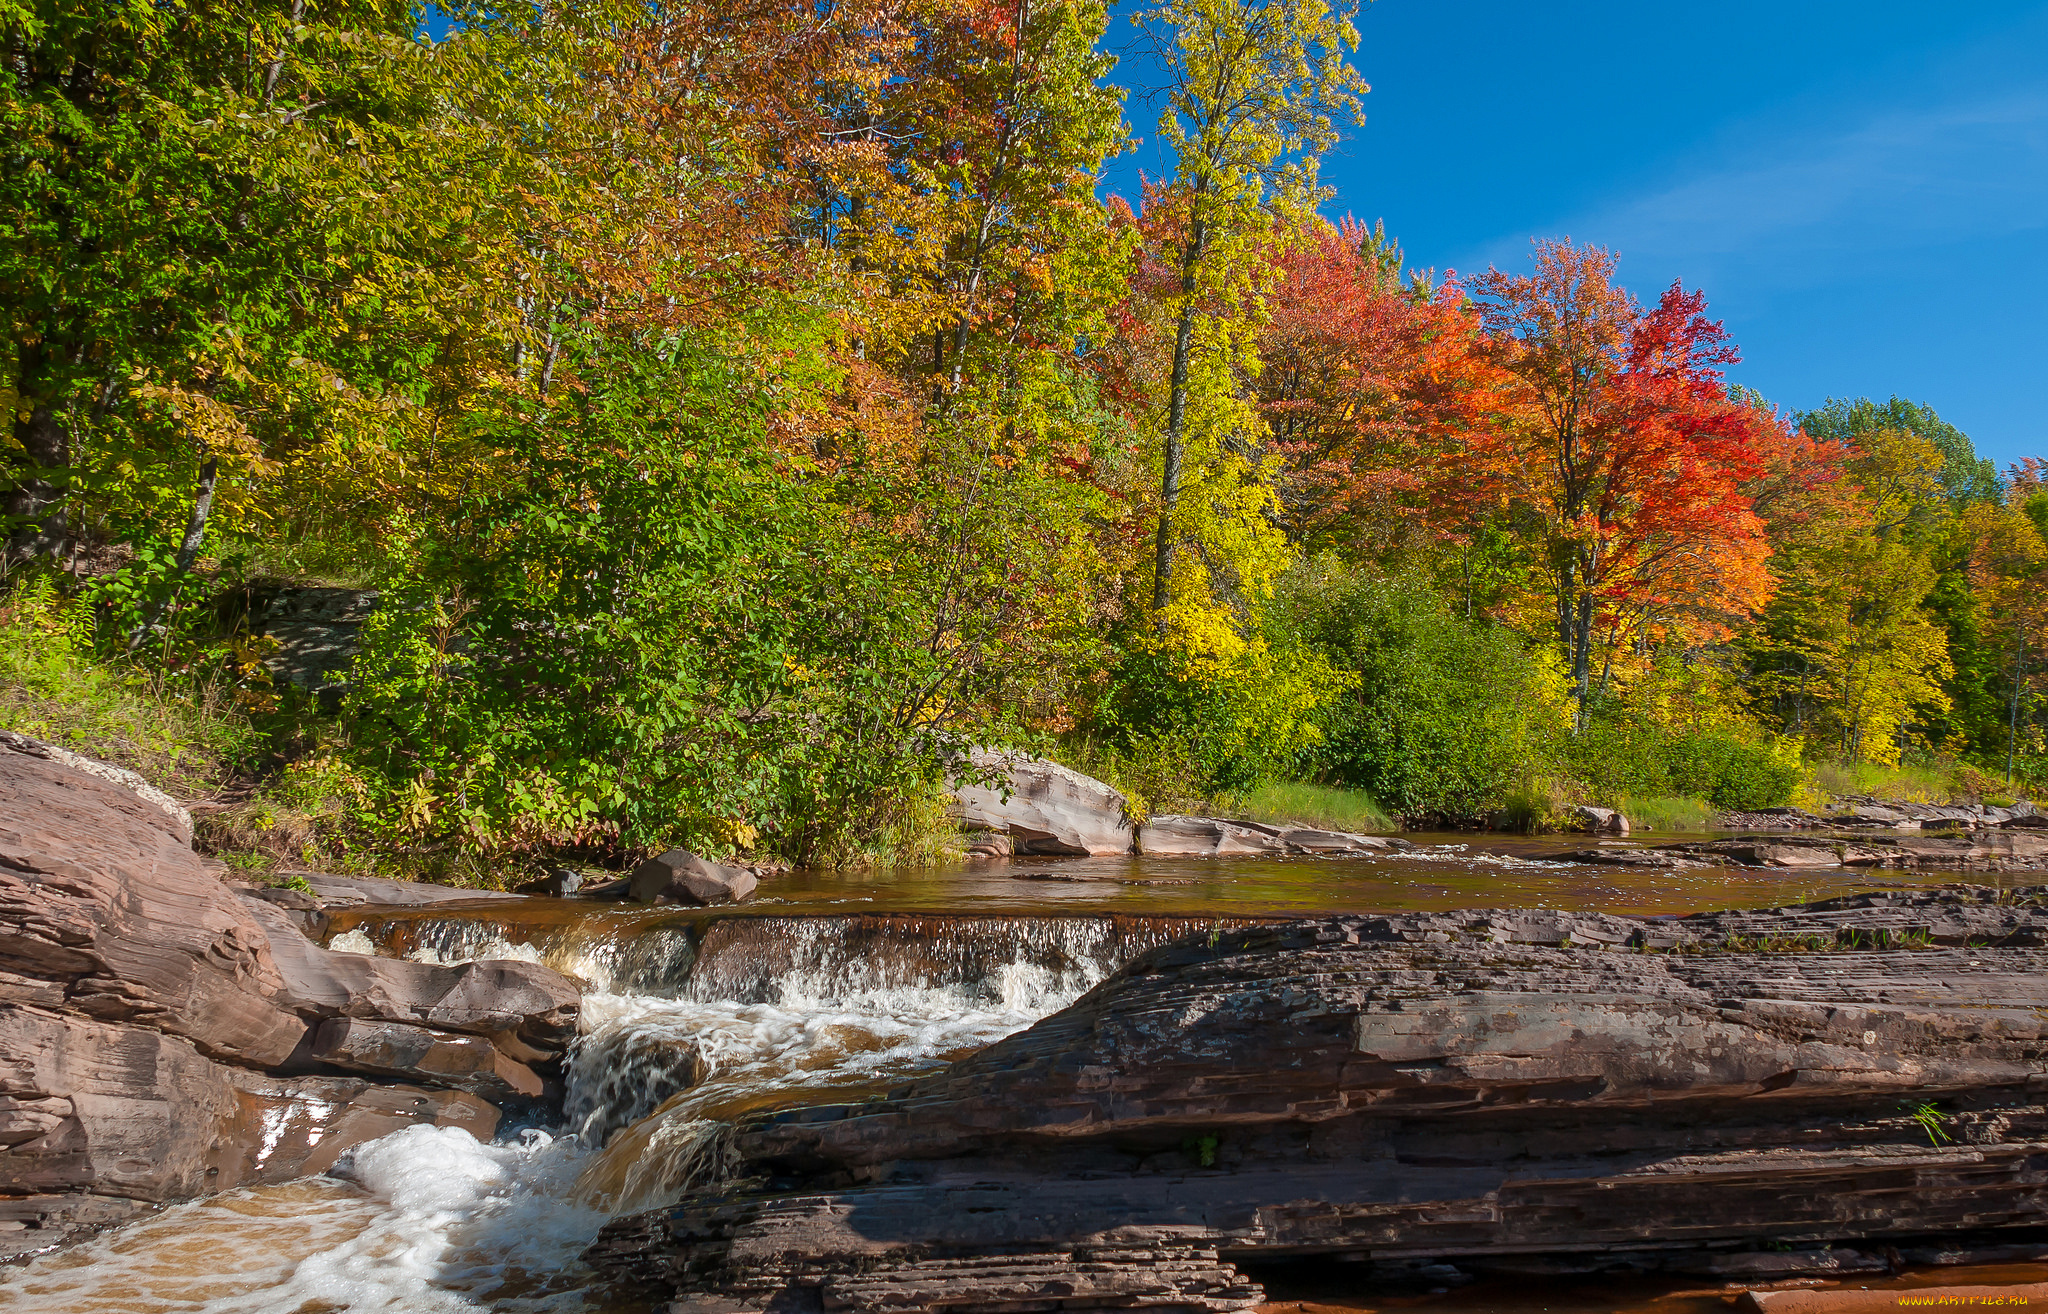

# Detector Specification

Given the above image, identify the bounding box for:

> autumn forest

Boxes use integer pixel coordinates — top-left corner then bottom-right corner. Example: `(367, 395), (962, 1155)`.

(3, 0), (2044, 876)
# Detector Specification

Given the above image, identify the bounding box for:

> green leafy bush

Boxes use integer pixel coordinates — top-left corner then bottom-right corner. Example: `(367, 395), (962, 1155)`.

(1274, 562), (1562, 823)
(342, 327), (1105, 870)
(1563, 718), (1799, 811)
(1081, 626), (1348, 814)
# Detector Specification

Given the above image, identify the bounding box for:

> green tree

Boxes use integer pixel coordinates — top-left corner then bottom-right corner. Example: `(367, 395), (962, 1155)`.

(1965, 500), (2048, 786)
(1275, 561), (1559, 821)
(0, 0), (484, 577)
(1130, 0), (1368, 618)
(1798, 396), (2001, 510)
(1742, 426), (1955, 764)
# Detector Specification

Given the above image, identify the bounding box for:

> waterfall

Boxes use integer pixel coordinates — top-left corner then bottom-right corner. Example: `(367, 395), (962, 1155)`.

(328, 908), (1236, 1214)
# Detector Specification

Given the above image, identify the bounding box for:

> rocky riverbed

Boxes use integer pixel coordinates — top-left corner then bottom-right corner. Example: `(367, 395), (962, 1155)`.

(10, 732), (2048, 1312)
(0, 737), (581, 1258)
(588, 890), (2048, 1312)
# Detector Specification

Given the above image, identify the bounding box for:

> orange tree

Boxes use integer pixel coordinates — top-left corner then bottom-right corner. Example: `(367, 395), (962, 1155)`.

(1966, 481), (2048, 785)
(1255, 216), (1505, 569)
(1455, 239), (1780, 722)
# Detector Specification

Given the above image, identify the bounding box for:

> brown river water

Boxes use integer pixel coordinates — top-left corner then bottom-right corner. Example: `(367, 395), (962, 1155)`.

(1, 837), (2023, 1313)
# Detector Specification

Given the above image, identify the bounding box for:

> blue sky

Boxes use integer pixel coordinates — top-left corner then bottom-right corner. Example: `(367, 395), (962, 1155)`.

(1107, 0), (2048, 470)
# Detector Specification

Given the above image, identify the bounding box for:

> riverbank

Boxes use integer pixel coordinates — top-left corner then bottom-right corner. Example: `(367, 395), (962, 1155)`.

(11, 738), (2048, 1312)
(6, 589), (2037, 891)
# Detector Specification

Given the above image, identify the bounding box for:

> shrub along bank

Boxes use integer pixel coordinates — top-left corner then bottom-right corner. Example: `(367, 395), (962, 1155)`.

(3, 4), (2039, 876)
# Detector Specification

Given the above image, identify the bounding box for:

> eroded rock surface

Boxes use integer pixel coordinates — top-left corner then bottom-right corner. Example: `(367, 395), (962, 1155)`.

(0, 739), (578, 1258)
(1663, 831), (2048, 873)
(1136, 814), (1287, 857)
(629, 849), (758, 906)
(950, 748), (1135, 856)
(588, 888), (2048, 1314)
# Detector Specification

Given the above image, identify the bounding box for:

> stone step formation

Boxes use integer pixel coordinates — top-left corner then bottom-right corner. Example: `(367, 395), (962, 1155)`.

(587, 890), (2048, 1314)
(0, 737), (582, 1259)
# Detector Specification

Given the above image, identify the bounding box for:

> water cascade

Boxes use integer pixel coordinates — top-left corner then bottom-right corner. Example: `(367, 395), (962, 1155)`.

(0, 842), (1944, 1312)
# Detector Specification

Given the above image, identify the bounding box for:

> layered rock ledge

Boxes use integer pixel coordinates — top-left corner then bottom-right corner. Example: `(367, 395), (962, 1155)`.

(0, 739), (580, 1258)
(589, 888), (2048, 1313)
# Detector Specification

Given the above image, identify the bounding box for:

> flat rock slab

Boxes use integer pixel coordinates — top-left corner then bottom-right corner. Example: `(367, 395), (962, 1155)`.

(291, 872), (526, 909)
(1660, 833), (2048, 873)
(1274, 828), (1394, 854)
(1543, 847), (1701, 868)
(0, 731), (192, 842)
(310, 1016), (544, 1102)
(589, 887), (2048, 1314)
(1138, 815), (1288, 856)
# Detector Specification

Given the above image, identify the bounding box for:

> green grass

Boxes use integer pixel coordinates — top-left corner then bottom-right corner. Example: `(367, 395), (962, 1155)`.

(0, 575), (374, 879)
(1227, 781), (1395, 834)
(1805, 758), (2019, 807)
(0, 577), (260, 798)
(1617, 793), (1719, 832)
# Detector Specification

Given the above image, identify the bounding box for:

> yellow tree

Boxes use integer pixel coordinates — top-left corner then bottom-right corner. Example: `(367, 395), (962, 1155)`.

(1744, 425), (1955, 763)
(1965, 501), (2048, 783)
(1130, 0), (1368, 625)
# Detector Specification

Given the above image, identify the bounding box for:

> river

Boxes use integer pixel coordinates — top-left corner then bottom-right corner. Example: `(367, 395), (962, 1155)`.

(0, 837), (1949, 1312)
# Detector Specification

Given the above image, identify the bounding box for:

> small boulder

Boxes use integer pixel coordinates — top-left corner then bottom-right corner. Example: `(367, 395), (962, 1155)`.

(1570, 804), (1630, 836)
(628, 849), (758, 905)
(515, 866), (586, 897)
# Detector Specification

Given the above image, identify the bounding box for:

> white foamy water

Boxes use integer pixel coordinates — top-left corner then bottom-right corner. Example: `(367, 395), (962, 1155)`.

(0, 1127), (607, 1313)
(0, 916), (1118, 1312)
(565, 947), (1112, 1214)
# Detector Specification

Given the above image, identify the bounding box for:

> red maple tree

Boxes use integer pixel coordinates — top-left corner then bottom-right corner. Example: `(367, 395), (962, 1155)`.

(1255, 217), (1503, 555)
(1453, 239), (1783, 714)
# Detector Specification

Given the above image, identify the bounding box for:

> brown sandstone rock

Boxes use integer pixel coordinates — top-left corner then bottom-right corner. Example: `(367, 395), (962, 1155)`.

(950, 748), (1135, 856)
(309, 1016), (544, 1102)
(221, 1072), (498, 1182)
(0, 730), (191, 843)
(235, 892), (579, 1052)
(0, 744), (306, 1066)
(587, 889), (2048, 1314)
(0, 738), (580, 1255)
(627, 848), (758, 905)
(0, 1004), (493, 1257)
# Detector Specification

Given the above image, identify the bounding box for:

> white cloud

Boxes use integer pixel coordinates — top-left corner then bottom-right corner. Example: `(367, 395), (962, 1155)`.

(1468, 83), (2048, 288)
